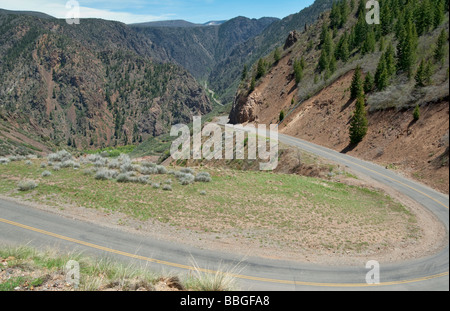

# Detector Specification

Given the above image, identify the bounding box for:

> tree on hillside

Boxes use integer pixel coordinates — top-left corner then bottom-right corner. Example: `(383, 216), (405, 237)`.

(256, 58), (267, 80)
(350, 65), (364, 100)
(362, 29), (376, 55)
(413, 104), (421, 121)
(241, 64), (248, 81)
(274, 47), (281, 64)
(336, 32), (350, 62)
(433, 0), (446, 29)
(375, 56), (389, 91)
(349, 95), (368, 145)
(396, 18), (418, 77)
(293, 58), (304, 84)
(415, 59), (433, 87)
(434, 29), (448, 63)
(364, 72), (375, 93)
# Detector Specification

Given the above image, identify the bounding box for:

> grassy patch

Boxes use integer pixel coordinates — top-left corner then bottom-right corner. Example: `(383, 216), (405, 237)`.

(0, 158), (420, 254)
(0, 245), (235, 291)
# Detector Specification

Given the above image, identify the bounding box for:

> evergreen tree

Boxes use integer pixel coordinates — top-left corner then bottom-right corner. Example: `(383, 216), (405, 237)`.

(339, 0), (349, 28)
(384, 43), (397, 77)
(364, 72), (375, 93)
(362, 29), (376, 55)
(413, 104), (421, 121)
(256, 58), (266, 80)
(241, 64), (248, 81)
(318, 50), (329, 73)
(354, 13), (368, 50)
(375, 56), (389, 91)
(349, 95), (368, 145)
(433, 0), (446, 29)
(397, 19), (418, 77)
(274, 47), (281, 64)
(415, 59), (433, 87)
(350, 65), (364, 100)
(336, 32), (350, 62)
(434, 29), (448, 63)
(293, 58), (304, 84)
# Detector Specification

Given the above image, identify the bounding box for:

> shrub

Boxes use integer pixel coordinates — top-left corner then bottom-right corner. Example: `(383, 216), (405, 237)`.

(52, 164), (61, 171)
(40, 162), (47, 168)
(199, 190), (207, 196)
(18, 180), (38, 191)
(164, 179), (172, 185)
(180, 173), (195, 185)
(116, 173), (134, 183)
(0, 158), (10, 165)
(162, 184), (173, 191)
(137, 176), (150, 184)
(156, 165), (168, 175)
(48, 150), (72, 162)
(41, 171), (52, 177)
(25, 160), (32, 166)
(152, 183), (160, 189)
(195, 172), (212, 183)
(180, 168), (195, 175)
(95, 169), (118, 181)
(139, 166), (157, 175)
(61, 160), (76, 168)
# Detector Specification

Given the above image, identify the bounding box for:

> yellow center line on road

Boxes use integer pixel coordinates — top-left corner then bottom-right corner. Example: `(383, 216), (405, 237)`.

(0, 217), (448, 288)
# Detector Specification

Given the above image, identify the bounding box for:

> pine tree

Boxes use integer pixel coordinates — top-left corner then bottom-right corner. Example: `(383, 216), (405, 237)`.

(350, 65), (364, 100)
(415, 59), (433, 87)
(384, 43), (397, 77)
(318, 49), (329, 73)
(413, 104), (420, 121)
(364, 72), (375, 93)
(349, 95), (368, 145)
(293, 58), (304, 84)
(339, 0), (349, 28)
(375, 56), (389, 91)
(256, 58), (266, 80)
(241, 64), (248, 81)
(274, 47), (281, 64)
(397, 19), (418, 77)
(336, 32), (350, 62)
(434, 29), (448, 63)
(433, 0), (446, 29)
(362, 29), (376, 55)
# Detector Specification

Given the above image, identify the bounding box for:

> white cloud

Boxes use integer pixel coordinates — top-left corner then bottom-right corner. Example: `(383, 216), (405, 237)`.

(0, 0), (174, 24)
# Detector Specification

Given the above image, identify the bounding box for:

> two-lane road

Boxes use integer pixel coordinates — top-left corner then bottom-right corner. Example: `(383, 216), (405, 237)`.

(0, 120), (448, 290)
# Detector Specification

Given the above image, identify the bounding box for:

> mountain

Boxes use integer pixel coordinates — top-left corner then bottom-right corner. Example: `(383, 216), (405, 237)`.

(0, 9), (55, 20)
(208, 0), (335, 104)
(131, 20), (203, 28)
(0, 11), (212, 155)
(131, 16), (279, 81)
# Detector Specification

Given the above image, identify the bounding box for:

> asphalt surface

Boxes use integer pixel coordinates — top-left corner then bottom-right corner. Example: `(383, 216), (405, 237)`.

(0, 118), (448, 291)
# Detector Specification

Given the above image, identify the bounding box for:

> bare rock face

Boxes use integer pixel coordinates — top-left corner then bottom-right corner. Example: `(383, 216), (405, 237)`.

(283, 30), (300, 50)
(229, 92), (261, 124)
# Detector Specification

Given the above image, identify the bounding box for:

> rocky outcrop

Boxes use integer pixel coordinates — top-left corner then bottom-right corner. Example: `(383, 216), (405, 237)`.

(229, 91), (262, 124)
(283, 30), (300, 50)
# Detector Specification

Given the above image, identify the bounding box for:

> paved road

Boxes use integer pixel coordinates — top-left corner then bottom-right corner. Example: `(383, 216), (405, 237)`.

(0, 118), (448, 291)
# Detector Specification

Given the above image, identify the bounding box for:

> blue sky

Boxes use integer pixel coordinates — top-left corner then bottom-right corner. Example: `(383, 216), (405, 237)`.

(0, 0), (315, 24)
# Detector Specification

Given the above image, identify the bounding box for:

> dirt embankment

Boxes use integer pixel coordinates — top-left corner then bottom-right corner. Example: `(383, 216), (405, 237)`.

(279, 71), (449, 194)
(235, 60), (449, 194)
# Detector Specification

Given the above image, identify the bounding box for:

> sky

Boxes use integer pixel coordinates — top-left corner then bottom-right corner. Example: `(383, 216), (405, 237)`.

(0, 0), (315, 24)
